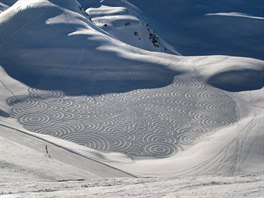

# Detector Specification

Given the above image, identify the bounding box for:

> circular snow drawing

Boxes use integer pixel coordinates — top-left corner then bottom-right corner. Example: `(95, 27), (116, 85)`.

(7, 77), (238, 158)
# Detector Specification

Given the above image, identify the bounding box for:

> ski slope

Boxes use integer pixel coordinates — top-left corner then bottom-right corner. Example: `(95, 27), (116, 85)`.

(0, 0), (263, 197)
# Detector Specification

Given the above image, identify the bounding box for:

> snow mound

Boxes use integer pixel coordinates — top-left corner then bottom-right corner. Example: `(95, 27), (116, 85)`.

(187, 56), (264, 92)
(0, 0), (180, 95)
(208, 68), (264, 92)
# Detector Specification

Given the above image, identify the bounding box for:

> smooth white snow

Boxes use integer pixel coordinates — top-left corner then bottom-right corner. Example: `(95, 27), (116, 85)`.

(206, 12), (264, 20)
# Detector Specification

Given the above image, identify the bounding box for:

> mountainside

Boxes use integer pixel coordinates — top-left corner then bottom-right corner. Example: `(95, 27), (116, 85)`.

(0, 0), (263, 197)
(85, 0), (178, 54)
(130, 0), (264, 59)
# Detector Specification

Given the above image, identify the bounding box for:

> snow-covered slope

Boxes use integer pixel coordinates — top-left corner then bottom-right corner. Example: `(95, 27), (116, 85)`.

(130, 0), (264, 59)
(0, 0), (263, 196)
(0, 0), (17, 13)
(1, 175), (263, 197)
(0, 3), (8, 13)
(0, 121), (135, 182)
(85, 0), (178, 54)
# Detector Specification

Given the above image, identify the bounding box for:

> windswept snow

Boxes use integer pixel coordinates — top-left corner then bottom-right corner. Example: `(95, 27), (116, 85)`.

(0, 0), (263, 197)
(0, 3), (8, 13)
(206, 12), (264, 20)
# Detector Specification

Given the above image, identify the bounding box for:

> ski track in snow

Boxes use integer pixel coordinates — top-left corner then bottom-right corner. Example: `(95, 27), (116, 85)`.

(6, 75), (238, 159)
(0, 175), (263, 198)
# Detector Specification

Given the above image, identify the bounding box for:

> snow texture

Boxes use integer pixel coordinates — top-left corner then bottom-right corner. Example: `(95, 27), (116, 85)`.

(0, 0), (263, 197)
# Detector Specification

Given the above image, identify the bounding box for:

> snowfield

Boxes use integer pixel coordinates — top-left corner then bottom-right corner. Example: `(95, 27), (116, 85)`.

(0, 0), (263, 197)
(1, 175), (263, 198)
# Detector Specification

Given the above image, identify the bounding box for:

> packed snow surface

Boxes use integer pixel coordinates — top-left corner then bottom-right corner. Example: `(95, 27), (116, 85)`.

(1, 175), (263, 198)
(0, 0), (263, 197)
